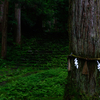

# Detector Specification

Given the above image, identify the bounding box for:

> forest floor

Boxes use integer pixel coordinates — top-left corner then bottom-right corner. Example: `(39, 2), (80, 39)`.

(0, 33), (70, 100)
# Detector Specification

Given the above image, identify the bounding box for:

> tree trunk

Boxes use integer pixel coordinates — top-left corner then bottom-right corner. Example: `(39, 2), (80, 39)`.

(1, 0), (8, 59)
(0, 0), (4, 33)
(14, 3), (21, 45)
(64, 0), (100, 99)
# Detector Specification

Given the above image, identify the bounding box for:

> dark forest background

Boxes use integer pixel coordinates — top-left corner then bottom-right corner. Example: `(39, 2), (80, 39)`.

(7, 0), (69, 39)
(0, 0), (71, 100)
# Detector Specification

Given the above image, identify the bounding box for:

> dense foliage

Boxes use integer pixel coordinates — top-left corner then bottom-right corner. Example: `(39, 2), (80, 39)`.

(7, 0), (69, 35)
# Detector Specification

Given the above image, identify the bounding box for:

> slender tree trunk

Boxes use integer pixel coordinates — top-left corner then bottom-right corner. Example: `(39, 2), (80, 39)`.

(64, 0), (100, 99)
(0, 0), (4, 33)
(1, 0), (8, 59)
(14, 3), (21, 45)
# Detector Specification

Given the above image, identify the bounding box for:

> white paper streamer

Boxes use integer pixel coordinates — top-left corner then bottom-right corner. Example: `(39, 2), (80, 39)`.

(97, 60), (100, 71)
(73, 59), (100, 71)
(74, 58), (78, 69)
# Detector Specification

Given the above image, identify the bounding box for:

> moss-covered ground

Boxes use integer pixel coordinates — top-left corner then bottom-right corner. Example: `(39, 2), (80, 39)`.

(0, 33), (69, 100)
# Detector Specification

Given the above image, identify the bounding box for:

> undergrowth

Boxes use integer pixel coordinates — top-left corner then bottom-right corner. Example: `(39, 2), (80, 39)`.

(0, 33), (69, 100)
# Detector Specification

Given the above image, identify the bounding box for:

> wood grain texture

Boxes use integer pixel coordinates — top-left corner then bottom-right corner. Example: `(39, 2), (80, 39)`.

(70, 0), (100, 58)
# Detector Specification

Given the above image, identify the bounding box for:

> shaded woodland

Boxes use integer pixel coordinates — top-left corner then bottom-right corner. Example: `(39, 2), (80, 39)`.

(0, 0), (70, 100)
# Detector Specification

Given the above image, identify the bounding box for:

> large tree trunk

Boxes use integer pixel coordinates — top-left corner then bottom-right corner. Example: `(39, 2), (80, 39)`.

(64, 0), (100, 99)
(14, 3), (21, 45)
(1, 0), (8, 59)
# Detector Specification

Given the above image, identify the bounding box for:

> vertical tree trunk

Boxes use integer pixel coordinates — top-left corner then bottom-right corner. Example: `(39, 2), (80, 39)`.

(1, 0), (8, 59)
(64, 0), (100, 99)
(0, 0), (4, 33)
(14, 3), (21, 45)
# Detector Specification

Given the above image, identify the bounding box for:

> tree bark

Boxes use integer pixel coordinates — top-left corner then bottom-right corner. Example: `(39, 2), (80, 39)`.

(64, 0), (100, 99)
(14, 3), (21, 45)
(0, 0), (4, 33)
(1, 0), (8, 59)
